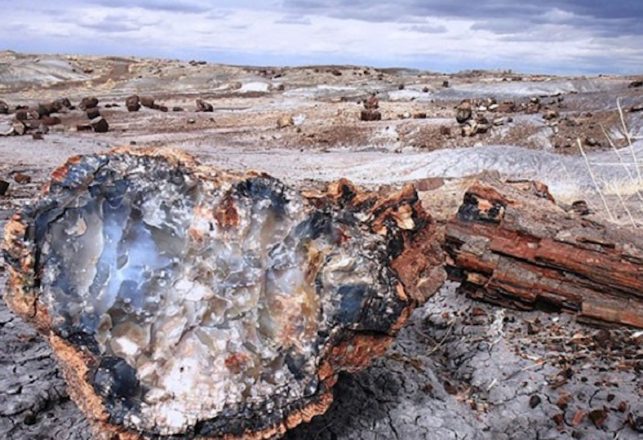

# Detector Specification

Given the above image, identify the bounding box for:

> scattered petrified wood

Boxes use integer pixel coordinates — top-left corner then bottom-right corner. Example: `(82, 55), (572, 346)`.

(90, 116), (109, 133)
(444, 179), (643, 328)
(196, 98), (213, 112)
(126, 95), (141, 112)
(79, 97), (99, 111)
(2, 148), (445, 439)
(360, 110), (381, 121)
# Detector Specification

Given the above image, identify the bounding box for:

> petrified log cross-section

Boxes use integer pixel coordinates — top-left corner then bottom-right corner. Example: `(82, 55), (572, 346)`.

(2, 148), (445, 439)
(444, 180), (643, 328)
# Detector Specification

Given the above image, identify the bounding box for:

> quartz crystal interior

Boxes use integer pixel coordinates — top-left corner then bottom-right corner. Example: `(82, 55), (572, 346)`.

(27, 153), (406, 436)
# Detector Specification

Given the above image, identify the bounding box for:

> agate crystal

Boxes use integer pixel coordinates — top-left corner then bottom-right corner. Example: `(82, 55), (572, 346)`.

(3, 148), (444, 439)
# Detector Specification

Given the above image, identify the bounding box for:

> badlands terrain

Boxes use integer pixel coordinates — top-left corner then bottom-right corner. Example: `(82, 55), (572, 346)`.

(0, 50), (642, 439)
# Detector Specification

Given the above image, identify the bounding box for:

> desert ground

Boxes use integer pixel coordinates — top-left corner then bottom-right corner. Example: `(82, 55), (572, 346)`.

(0, 50), (642, 439)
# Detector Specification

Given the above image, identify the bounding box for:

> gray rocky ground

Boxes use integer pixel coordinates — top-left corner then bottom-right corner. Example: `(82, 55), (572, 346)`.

(0, 52), (642, 439)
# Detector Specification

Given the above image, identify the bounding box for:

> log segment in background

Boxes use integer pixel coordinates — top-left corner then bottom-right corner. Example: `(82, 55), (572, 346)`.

(444, 179), (643, 328)
(2, 148), (445, 439)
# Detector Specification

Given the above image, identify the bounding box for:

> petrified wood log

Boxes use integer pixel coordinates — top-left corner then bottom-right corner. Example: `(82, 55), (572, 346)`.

(444, 179), (643, 328)
(2, 148), (445, 439)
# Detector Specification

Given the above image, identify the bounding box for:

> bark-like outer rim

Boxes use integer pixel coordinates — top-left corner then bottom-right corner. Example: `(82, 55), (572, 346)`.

(2, 146), (445, 439)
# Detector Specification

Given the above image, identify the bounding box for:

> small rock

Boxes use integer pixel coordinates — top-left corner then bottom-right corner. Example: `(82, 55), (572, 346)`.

(36, 103), (55, 118)
(543, 109), (559, 120)
(628, 80), (643, 88)
(12, 122), (26, 136)
(497, 101), (516, 113)
(364, 94), (379, 110)
(54, 97), (73, 110)
(571, 410), (586, 427)
(172, 107), (184, 112)
(584, 137), (600, 147)
(86, 108), (101, 120)
(556, 393), (572, 410)
(360, 110), (381, 121)
(588, 408), (608, 428)
(629, 104), (643, 113)
(187, 118), (196, 124)
(442, 80), (449, 88)
(630, 415), (643, 433)
(32, 133), (44, 140)
(529, 394), (542, 408)
(330, 69), (342, 76)
(90, 116), (109, 133)
(14, 110), (29, 121)
(156, 105), (169, 112)
(443, 380), (458, 395)
(398, 84), (405, 90)
(439, 126), (451, 136)
(196, 99), (213, 112)
(570, 200), (590, 216)
(413, 112), (427, 119)
(79, 96), (99, 110)
(552, 413), (564, 426)
(13, 173), (31, 184)
(76, 124), (92, 132)
(0, 99), (9, 114)
(277, 115), (294, 129)
(492, 117), (506, 126)
(0, 180), (9, 196)
(126, 95), (141, 112)
(455, 100), (472, 124)
(140, 96), (155, 109)
(525, 102), (541, 114)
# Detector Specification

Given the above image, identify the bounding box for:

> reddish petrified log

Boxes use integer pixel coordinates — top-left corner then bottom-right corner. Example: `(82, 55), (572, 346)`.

(444, 180), (643, 328)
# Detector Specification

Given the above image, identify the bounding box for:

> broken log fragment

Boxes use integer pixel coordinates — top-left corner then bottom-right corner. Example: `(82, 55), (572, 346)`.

(444, 179), (643, 328)
(2, 148), (445, 439)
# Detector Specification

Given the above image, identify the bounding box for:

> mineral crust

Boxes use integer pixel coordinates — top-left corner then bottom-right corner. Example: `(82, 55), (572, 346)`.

(2, 148), (445, 439)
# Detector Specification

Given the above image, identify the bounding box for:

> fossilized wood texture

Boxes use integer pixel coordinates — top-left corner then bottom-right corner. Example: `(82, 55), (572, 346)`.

(444, 179), (643, 329)
(2, 148), (445, 439)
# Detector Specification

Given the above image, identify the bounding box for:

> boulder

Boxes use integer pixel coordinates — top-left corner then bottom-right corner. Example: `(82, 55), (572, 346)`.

(2, 148), (444, 439)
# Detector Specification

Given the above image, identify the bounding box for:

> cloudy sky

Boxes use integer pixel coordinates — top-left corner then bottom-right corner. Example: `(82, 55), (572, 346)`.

(3, 0), (643, 74)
